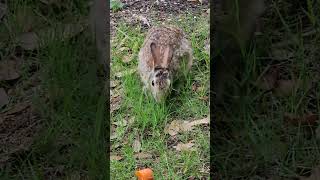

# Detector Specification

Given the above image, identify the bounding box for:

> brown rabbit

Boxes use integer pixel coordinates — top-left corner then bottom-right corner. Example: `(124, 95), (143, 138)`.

(138, 26), (193, 102)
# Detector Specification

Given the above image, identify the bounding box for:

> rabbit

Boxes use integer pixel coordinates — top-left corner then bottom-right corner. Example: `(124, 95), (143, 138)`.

(138, 26), (193, 103)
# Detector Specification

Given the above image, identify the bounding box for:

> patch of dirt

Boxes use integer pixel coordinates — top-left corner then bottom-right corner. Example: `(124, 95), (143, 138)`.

(111, 0), (209, 36)
(0, 101), (41, 167)
(0, 54), (42, 168)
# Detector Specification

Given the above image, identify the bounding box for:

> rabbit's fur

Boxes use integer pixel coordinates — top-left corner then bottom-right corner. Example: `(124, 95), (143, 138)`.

(138, 26), (193, 102)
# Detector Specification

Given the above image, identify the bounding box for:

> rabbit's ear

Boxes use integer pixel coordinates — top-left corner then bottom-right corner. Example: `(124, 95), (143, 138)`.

(150, 42), (161, 68)
(162, 45), (173, 68)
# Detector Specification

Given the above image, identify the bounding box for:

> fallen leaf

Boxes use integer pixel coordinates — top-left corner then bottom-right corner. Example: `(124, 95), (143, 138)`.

(115, 69), (136, 78)
(110, 95), (121, 113)
(110, 155), (123, 161)
(127, 116), (135, 126)
(274, 79), (299, 96)
(119, 47), (129, 52)
(122, 55), (133, 63)
(199, 96), (209, 102)
(135, 15), (151, 27)
(0, 57), (21, 81)
(284, 113), (318, 126)
(174, 141), (196, 152)
(165, 117), (210, 136)
(192, 81), (201, 92)
(182, 117), (210, 131)
(165, 120), (181, 136)
(133, 139), (141, 152)
(300, 165), (320, 180)
(110, 125), (118, 140)
(134, 152), (153, 159)
(112, 119), (127, 127)
(17, 32), (39, 50)
(271, 49), (294, 60)
(257, 66), (279, 90)
(0, 88), (9, 108)
(110, 80), (118, 88)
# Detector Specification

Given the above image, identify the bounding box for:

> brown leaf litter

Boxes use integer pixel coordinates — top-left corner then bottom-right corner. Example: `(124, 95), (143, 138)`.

(110, 155), (123, 161)
(173, 140), (196, 152)
(257, 65), (304, 96)
(134, 152), (153, 160)
(165, 116), (209, 136)
(0, 101), (41, 167)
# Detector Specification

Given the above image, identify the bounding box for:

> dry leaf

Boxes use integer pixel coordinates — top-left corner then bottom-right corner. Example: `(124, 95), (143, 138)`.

(257, 66), (279, 90)
(110, 95), (121, 113)
(133, 139), (141, 152)
(17, 32), (39, 50)
(115, 69), (136, 78)
(192, 81), (201, 92)
(284, 113), (318, 126)
(127, 116), (135, 126)
(165, 120), (181, 136)
(199, 96), (209, 102)
(0, 57), (21, 81)
(165, 117), (209, 136)
(133, 14), (151, 27)
(112, 119), (127, 127)
(271, 49), (294, 60)
(274, 79), (299, 96)
(182, 117), (209, 131)
(134, 152), (153, 159)
(110, 80), (118, 88)
(300, 165), (320, 180)
(122, 55), (133, 63)
(110, 155), (123, 161)
(110, 125), (118, 140)
(0, 88), (9, 108)
(119, 47), (129, 52)
(110, 133), (118, 140)
(174, 141), (196, 152)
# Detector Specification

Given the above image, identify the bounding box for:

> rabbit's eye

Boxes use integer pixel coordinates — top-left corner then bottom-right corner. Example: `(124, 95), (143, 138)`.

(152, 80), (155, 86)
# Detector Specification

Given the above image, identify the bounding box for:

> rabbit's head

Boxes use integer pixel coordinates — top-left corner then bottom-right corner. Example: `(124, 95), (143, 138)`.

(148, 42), (173, 102)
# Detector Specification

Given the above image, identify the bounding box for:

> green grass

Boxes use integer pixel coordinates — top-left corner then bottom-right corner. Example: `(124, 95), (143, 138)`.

(0, 0), (107, 179)
(110, 14), (209, 179)
(213, 0), (320, 179)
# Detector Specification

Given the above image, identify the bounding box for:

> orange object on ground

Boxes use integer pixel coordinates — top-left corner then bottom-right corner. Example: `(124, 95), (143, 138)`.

(135, 168), (154, 180)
